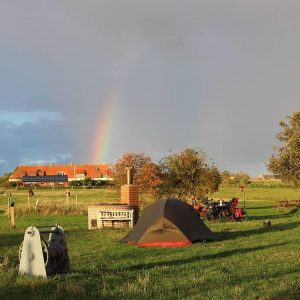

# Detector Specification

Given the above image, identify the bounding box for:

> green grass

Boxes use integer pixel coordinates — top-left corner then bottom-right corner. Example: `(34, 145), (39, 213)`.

(210, 186), (300, 202)
(0, 187), (300, 299)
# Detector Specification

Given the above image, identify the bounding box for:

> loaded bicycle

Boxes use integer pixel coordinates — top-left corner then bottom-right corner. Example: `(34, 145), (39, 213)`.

(193, 197), (247, 222)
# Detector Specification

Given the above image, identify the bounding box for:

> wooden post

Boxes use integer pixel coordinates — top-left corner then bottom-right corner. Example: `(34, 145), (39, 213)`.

(27, 194), (30, 210)
(66, 189), (70, 205)
(75, 194), (78, 208)
(7, 196), (10, 218)
(8, 199), (15, 228)
(10, 206), (15, 228)
(35, 199), (39, 211)
(7, 192), (12, 218)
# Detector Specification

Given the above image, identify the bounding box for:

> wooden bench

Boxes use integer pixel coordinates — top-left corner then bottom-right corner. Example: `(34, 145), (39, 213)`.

(276, 200), (300, 213)
(97, 210), (134, 228)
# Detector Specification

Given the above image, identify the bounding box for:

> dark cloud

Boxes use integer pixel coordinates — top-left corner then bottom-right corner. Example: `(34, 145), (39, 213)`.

(0, 1), (300, 175)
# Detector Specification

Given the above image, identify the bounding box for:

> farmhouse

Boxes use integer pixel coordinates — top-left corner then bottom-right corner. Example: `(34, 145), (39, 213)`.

(258, 174), (281, 180)
(9, 164), (112, 187)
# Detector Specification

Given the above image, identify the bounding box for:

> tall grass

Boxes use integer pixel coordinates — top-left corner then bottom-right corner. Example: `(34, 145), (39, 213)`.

(14, 204), (87, 216)
(0, 188), (119, 212)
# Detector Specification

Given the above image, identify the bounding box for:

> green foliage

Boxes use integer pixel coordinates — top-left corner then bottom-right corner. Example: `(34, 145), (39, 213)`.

(83, 177), (96, 187)
(233, 172), (250, 183)
(221, 171), (250, 185)
(68, 180), (83, 187)
(68, 179), (109, 189)
(95, 180), (108, 187)
(268, 112), (300, 187)
(220, 170), (231, 182)
(206, 166), (222, 192)
(158, 148), (221, 201)
(0, 172), (13, 187)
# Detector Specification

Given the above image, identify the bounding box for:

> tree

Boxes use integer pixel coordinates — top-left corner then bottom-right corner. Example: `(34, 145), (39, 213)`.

(205, 166), (222, 192)
(0, 171), (13, 187)
(68, 180), (82, 187)
(233, 172), (250, 183)
(135, 162), (162, 195)
(111, 152), (161, 195)
(268, 112), (300, 187)
(220, 171), (231, 183)
(83, 177), (96, 188)
(158, 148), (221, 201)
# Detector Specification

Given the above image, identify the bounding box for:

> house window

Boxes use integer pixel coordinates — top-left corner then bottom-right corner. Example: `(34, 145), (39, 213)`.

(57, 172), (65, 175)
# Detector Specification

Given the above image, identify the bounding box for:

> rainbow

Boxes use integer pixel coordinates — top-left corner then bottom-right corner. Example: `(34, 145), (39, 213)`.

(90, 42), (141, 164)
(91, 90), (117, 164)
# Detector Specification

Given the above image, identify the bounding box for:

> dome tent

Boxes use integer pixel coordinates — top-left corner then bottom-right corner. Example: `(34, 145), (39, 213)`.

(120, 198), (220, 247)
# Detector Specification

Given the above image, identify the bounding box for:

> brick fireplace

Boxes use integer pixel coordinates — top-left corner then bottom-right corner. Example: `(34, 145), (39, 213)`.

(88, 167), (139, 229)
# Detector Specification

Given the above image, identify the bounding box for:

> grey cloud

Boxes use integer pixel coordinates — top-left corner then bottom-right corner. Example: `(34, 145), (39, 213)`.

(0, 111), (63, 127)
(56, 153), (72, 161)
(20, 158), (57, 165)
(20, 152), (72, 165)
(1, 1), (300, 176)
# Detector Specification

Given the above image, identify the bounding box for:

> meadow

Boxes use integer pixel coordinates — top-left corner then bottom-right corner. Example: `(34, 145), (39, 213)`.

(0, 186), (299, 299)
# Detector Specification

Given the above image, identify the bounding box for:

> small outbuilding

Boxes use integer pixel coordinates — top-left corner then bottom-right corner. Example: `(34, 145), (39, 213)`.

(120, 198), (219, 247)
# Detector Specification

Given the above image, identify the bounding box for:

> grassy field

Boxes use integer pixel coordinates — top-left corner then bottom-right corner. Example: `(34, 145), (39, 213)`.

(0, 187), (300, 299)
(0, 188), (120, 209)
(1, 185), (300, 213)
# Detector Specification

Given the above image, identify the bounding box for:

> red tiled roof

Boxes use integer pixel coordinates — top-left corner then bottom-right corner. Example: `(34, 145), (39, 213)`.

(10, 164), (111, 180)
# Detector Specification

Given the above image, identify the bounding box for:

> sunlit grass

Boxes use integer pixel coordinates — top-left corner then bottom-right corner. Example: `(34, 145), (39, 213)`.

(0, 187), (299, 299)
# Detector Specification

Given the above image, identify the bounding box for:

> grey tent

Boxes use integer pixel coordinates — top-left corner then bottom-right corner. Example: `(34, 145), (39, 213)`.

(121, 198), (219, 247)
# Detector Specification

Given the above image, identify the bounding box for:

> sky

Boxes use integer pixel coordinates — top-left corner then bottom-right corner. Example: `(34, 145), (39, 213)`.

(0, 0), (299, 176)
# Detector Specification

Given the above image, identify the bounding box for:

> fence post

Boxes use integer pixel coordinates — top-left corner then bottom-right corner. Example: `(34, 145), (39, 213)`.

(35, 199), (39, 211)
(66, 189), (70, 206)
(9, 200), (15, 228)
(10, 206), (15, 228)
(7, 193), (11, 219)
(7, 197), (10, 218)
(27, 194), (30, 210)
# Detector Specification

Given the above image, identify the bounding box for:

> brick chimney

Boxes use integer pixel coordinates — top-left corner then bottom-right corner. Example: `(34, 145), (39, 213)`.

(120, 167), (139, 207)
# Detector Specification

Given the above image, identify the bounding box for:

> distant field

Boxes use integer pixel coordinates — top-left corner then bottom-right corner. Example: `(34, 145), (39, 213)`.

(0, 187), (299, 299)
(210, 186), (300, 202)
(1, 185), (300, 211)
(0, 188), (119, 213)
